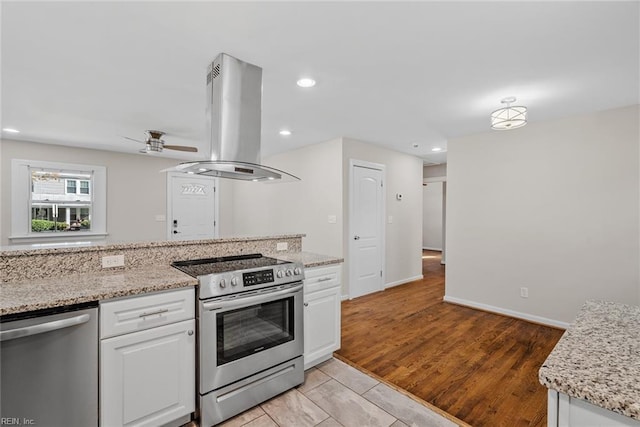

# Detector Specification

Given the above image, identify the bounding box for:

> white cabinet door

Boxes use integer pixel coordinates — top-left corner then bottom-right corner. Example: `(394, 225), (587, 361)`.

(304, 286), (341, 369)
(101, 319), (195, 427)
(551, 390), (640, 427)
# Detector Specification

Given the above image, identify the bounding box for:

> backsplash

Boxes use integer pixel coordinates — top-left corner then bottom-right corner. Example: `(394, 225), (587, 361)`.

(0, 235), (303, 283)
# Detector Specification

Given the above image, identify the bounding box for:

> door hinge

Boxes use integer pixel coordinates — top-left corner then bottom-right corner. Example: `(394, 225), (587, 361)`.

(214, 220), (216, 226)
(380, 270), (383, 277)
(381, 180), (384, 187)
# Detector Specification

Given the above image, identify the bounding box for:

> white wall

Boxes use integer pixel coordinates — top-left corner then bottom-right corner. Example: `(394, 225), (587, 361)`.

(1, 139), (180, 245)
(223, 138), (344, 257)
(423, 181), (443, 250)
(342, 138), (423, 293)
(446, 105), (640, 326)
(223, 137), (423, 298)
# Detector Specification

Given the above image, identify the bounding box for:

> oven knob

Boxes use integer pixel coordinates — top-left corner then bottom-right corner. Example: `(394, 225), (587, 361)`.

(231, 277), (239, 287)
(294, 267), (302, 275)
(219, 278), (226, 288)
(286, 269), (294, 276)
(277, 270), (285, 278)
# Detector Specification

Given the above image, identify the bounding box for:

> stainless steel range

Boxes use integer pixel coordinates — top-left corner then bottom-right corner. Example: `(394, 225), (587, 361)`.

(172, 254), (305, 426)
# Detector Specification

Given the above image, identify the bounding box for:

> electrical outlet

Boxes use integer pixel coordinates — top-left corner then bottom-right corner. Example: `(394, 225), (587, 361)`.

(102, 255), (125, 268)
(276, 242), (288, 251)
(520, 287), (529, 298)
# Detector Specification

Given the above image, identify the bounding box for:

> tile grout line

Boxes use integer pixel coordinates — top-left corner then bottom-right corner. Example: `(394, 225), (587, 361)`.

(332, 354), (472, 427)
(314, 360), (403, 425)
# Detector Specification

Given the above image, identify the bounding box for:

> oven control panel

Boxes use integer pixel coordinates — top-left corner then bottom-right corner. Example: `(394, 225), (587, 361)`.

(198, 262), (305, 299)
(243, 269), (274, 286)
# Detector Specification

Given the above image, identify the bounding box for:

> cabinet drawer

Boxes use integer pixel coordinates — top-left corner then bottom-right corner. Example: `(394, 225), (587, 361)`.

(304, 265), (341, 294)
(100, 288), (194, 339)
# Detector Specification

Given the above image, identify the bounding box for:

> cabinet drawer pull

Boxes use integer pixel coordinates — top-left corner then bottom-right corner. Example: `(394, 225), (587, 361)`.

(139, 308), (169, 318)
(317, 277), (332, 282)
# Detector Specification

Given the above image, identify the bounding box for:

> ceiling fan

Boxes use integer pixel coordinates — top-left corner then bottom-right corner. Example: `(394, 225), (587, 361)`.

(124, 130), (198, 154)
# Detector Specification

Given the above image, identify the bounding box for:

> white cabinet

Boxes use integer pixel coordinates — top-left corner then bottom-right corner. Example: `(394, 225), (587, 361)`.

(304, 265), (342, 369)
(548, 390), (640, 427)
(100, 288), (195, 427)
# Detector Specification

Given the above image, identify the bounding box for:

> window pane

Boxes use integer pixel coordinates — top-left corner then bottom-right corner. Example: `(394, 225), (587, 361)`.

(31, 169), (93, 233)
(80, 180), (90, 194)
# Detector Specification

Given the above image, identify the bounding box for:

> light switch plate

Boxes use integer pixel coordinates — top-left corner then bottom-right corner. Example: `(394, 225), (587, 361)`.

(276, 242), (288, 251)
(328, 215), (337, 224)
(155, 214), (166, 221)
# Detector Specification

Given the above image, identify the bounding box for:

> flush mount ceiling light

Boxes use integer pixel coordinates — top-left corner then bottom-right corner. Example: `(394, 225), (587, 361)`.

(431, 147), (442, 152)
(2, 128), (20, 133)
(296, 78), (316, 88)
(491, 97), (527, 130)
(279, 129), (292, 136)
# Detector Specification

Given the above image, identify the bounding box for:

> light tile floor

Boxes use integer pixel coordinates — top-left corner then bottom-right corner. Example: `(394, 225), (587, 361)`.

(218, 358), (458, 427)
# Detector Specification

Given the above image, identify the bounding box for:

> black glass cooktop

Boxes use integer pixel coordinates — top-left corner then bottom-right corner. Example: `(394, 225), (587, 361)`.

(171, 253), (290, 277)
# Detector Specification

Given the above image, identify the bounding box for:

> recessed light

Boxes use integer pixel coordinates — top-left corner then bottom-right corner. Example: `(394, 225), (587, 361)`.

(296, 78), (316, 88)
(198, 168), (208, 172)
(412, 143), (419, 148)
(2, 128), (20, 133)
(432, 147), (442, 152)
(268, 177), (275, 180)
(279, 130), (292, 136)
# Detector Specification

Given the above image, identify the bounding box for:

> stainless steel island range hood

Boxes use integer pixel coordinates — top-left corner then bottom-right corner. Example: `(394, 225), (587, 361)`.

(174, 53), (300, 182)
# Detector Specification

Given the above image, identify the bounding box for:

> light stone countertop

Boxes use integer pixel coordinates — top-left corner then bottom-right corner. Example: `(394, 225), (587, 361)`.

(0, 265), (197, 316)
(267, 251), (344, 268)
(0, 234), (305, 256)
(539, 300), (640, 420)
(0, 250), (341, 316)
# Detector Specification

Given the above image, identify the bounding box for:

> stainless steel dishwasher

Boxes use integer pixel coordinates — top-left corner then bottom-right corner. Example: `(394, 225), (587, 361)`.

(1, 302), (99, 427)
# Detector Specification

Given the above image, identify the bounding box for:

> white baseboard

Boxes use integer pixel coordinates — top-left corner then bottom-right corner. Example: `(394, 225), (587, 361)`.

(443, 295), (569, 329)
(341, 294), (350, 301)
(422, 247), (442, 251)
(385, 275), (423, 289)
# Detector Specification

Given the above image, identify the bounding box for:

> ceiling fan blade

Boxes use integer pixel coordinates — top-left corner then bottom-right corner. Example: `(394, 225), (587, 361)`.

(124, 136), (145, 144)
(163, 145), (198, 152)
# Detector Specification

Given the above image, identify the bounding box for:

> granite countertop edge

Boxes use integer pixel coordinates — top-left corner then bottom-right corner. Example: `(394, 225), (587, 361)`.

(267, 251), (344, 268)
(0, 234), (306, 257)
(1, 251), (342, 316)
(1, 266), (198, 316)
(538, 300), (640, 420)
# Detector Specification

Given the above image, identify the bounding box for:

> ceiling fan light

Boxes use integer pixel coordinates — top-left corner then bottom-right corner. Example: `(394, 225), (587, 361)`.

(491, 98), (527, 130)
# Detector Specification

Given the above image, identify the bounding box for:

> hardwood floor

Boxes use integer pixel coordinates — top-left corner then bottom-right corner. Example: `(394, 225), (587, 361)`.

(336, 251), (565, 427)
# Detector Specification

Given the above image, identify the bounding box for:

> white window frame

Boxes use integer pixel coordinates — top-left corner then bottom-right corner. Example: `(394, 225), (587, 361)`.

(11, 159), (107, 243)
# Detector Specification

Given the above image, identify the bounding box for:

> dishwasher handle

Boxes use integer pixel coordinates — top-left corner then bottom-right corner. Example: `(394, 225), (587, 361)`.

(0, 313), (91, 342)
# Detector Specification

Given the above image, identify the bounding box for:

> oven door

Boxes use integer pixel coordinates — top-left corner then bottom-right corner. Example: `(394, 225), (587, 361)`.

(199, 282), (303, 393)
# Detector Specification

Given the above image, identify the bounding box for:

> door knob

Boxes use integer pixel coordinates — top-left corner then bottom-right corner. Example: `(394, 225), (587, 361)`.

(173, 230), (181, 234)
(354, 235), (360, 240)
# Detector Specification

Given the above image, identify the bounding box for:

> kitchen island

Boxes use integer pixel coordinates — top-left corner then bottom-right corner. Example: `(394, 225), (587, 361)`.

(0, 232), (342, 315)
(539, 300), (640, 426)
(1, 234), (343, 427)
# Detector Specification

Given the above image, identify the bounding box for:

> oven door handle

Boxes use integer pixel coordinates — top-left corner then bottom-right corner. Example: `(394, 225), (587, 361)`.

(202, 284), (303, 311)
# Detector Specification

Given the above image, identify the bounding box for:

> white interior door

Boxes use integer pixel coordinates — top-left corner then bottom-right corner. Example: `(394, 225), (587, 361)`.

(168, 173), (217, 241)
(349, 161), (385, 299)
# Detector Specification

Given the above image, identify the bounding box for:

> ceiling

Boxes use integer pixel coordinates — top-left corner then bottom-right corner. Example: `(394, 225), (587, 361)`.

(2, 1), (638, 165)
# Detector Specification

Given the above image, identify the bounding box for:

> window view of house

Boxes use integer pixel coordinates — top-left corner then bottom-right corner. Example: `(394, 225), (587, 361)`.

(30, 168), (92, 233)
